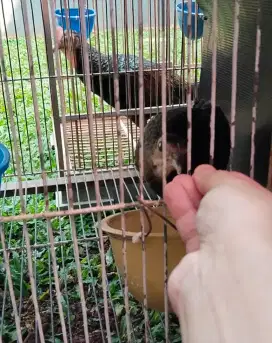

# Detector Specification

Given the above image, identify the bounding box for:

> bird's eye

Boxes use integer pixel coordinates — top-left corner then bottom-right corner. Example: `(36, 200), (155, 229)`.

(158, 141), (162, 151)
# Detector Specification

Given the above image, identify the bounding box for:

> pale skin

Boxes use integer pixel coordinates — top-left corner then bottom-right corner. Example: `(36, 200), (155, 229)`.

(164, 164), (272, 343)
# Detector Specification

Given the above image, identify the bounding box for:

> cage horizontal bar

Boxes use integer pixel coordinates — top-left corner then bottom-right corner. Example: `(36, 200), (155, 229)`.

(64, 103), (188, 121)
(0, 199), (161, 223)
(0, 65), (201, 82)
(1, 167), (138, 197)
(0, 235), (107, 254)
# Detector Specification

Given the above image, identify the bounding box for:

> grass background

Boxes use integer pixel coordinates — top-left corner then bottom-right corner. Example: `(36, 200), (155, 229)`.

(0, 28), (201, 342)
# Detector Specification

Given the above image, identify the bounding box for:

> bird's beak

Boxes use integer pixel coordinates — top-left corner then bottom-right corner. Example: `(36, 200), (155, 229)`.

(171, 143), (182, 175)
(171, 158), (182, 175)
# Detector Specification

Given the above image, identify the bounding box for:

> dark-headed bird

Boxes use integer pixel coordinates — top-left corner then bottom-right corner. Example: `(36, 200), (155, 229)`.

(54, 26), (194, 127)
(135, 100), (231, 197)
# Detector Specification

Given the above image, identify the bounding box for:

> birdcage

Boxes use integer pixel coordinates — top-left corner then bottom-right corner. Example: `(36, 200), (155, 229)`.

(1, 0), (272, 342)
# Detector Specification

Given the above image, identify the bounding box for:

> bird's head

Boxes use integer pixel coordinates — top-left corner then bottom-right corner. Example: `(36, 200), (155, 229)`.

(150, 134), (187, 184)
(53, 26), (82, 68)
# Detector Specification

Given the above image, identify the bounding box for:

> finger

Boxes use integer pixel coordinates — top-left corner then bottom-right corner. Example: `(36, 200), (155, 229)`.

(176, 211), (200, 252)
(164, 174), (202, 221)
(171, 175), (203, 209)
(164, 175), (201, 252)
(192, 164), (265, 196)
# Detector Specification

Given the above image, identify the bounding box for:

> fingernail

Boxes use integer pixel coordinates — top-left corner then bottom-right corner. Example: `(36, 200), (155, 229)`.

(193, 164), (215, 179)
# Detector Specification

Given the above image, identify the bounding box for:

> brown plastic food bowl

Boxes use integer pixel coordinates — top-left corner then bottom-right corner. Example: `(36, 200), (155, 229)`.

(101, 207), (186, 312)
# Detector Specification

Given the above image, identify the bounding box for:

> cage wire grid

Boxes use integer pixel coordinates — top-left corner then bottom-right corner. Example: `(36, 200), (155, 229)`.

(0, 0), (268, 342)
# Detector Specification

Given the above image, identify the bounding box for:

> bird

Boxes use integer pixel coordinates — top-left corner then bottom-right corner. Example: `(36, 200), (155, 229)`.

(134, 99), (231, 197)
(54, 26), (194, 127)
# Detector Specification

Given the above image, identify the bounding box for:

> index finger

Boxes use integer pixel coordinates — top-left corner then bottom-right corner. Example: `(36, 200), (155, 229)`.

(164, 174), (202, 220)
(164, 174), (202, 252)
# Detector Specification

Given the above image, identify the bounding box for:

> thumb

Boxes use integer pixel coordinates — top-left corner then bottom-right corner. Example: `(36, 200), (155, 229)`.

(193, 165), (272, 248)
(192, 164), (265, 196)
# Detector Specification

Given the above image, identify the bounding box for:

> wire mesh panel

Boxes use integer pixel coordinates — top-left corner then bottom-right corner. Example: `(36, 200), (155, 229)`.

(0, 0), (271, 342)
(198, 0), (272, 186)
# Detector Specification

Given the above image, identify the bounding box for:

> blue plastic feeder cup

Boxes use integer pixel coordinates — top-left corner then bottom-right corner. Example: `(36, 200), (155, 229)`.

(176, 1), (205, 40)
(55, 8), (96, 38)
(0, 143), (10, 191)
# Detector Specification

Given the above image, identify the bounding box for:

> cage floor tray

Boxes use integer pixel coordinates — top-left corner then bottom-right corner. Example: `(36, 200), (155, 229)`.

(59, 116), (140, 172)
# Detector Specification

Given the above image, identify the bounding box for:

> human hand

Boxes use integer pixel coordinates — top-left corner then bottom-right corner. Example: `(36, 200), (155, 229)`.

(164, 164), (272, 343)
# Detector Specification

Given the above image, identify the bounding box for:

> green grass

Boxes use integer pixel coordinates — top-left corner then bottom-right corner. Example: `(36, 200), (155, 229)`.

(0, 28), (201, 342)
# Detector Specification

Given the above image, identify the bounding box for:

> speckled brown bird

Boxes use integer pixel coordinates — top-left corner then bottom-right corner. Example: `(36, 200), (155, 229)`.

(54, 27), (193, 127)
(135, 100), (231, 197)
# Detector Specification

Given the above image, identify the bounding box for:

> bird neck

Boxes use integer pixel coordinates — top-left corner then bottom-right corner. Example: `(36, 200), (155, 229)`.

(75, 44), (112, 75)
